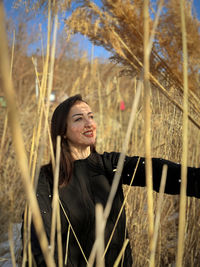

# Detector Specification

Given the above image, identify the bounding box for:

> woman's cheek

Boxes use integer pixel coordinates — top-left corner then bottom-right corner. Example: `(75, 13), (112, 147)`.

(93, 122), (97, 130)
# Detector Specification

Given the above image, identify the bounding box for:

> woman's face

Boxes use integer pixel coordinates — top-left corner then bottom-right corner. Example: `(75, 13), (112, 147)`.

(66, 101), (97, 149)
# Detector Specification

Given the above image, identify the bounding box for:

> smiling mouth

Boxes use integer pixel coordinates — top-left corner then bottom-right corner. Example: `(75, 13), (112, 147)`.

(83, 130), (94, 137)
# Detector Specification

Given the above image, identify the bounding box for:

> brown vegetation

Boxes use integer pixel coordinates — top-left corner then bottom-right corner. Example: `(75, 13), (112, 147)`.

(65, 0), (200, 94)
(1, 0), (200, 266)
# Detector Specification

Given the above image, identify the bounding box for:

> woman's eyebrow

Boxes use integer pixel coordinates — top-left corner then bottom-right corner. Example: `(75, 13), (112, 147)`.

(72, 111), (93, 117)
(72, 113), (83, 117)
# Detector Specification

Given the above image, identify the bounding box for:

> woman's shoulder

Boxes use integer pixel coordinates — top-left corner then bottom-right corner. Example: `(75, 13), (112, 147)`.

(40, 162), (53, 175)
(38, 163), (53, 187)
(88, 151), (120, 170)
(101, 151), (120, 160)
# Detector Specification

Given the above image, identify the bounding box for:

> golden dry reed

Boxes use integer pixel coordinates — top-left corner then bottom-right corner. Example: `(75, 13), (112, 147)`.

(23, 0), (59, 265)
(0, 29), (15, 167)
(87, 77), (142, 266)
(103, 156), (141, 259)
(113, 239), (129, 267)
(8, 222), (16, 267)
(53, 136), (63, 267)
(150, 164), (168, 266)
(95, 204), (105, 267)
(50, 136), (61, 256)
(0, 1), (55, 267)
(176, 0), (189, 266)
(1, 0), (200, 266)
(143, 0), (154, 260)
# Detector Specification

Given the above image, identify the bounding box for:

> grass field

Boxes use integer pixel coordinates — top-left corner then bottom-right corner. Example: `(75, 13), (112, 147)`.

(0, 0), (200, 266)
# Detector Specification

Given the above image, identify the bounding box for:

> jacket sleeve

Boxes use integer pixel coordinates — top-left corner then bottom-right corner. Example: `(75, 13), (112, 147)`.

(103, 152), (200, 198)
(122, 156), (200, 198)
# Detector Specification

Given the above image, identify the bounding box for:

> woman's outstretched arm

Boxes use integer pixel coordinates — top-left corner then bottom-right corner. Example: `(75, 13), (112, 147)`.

(122, 156), (200, 198)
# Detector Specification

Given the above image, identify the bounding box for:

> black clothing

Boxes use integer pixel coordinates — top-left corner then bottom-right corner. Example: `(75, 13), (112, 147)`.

(28, 152), (200, 266)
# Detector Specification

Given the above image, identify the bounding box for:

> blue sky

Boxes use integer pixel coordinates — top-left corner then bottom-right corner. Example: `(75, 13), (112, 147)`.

(4, 0), (110, 59)
(194, 0), (200, 18)
(3, 0), (200, 60)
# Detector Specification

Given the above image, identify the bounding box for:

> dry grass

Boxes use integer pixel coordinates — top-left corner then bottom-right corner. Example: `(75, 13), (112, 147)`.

(0, 0), (200, 266)
(1, 58), (200, 266)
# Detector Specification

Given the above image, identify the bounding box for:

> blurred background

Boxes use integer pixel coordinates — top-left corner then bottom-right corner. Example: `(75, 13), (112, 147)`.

(1, 0), (200, 266)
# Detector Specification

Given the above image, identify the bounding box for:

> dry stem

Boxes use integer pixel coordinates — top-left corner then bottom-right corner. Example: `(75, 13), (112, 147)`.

(176, 0), (189, 266)
(0, 2), (55, 266)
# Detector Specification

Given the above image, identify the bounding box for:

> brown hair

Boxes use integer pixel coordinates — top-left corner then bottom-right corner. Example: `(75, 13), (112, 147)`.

(51, 94), (95, 186)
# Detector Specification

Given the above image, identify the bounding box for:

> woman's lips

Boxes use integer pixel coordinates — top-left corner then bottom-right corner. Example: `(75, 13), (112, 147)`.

(83, 130), (94, 137)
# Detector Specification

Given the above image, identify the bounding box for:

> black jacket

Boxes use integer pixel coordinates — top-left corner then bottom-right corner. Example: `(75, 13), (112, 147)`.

(27, 152), (200, 266)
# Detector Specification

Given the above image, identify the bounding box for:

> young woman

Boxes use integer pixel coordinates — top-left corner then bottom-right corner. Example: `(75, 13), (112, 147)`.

(28, 94), (200, 266)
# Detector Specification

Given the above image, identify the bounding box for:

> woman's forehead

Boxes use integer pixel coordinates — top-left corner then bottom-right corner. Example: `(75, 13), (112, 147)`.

(69, 101), (92, 115)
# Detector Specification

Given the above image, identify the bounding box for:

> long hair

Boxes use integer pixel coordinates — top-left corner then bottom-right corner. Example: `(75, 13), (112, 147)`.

(51, 94), (95, 186)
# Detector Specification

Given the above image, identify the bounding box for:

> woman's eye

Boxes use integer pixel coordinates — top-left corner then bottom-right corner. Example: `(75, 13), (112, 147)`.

(90, 115), (94, 119)
(75, 117), (82, 122)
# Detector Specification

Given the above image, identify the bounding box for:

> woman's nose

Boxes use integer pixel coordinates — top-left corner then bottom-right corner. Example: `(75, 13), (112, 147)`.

(85, 118), (92, 127)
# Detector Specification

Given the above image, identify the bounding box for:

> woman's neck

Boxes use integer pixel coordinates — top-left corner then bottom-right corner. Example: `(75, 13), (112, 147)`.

(69, 145), (91, 161)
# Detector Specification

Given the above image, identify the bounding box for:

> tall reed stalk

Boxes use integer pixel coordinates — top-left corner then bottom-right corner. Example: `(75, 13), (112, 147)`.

(0, 29), (15, 166)
(51, 136), (61, 255)
(103, 157), (141, 258)
(0, 2), (55, 266)
(97, 72), (104, 136)
(148, 0), (164, 53)
(59, 200), (88, 265)
(23, 1), (55, 265)
(88, 77), (142, 266)
(51, 136), (63, 267)
(8, 222), (16, 267)
(29, 0), (52, 183)
(149, 165), (168, 266)
(95, 204), (105, 267)
(143, 0), (154, 261)
(113, 239), (129, 267)
(176, 0), (189, 265)
(0, 109), (8, 166)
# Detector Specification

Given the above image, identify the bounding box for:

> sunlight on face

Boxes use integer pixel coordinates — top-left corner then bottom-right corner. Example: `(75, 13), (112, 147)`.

(66, 101), (97, 150)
